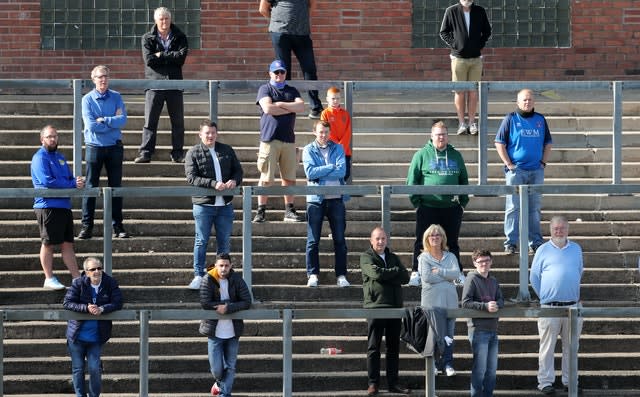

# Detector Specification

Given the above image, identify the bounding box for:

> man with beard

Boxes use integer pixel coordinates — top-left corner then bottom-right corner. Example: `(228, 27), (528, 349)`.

(30, 125), (83, 289)
(530, 216), (584, 395)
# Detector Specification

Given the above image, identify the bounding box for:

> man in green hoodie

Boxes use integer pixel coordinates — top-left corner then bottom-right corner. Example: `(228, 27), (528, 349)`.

(406, 120), (469, 287)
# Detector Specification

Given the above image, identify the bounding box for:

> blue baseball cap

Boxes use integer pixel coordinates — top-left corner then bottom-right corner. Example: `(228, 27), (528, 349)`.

(269, 60), (287, 73)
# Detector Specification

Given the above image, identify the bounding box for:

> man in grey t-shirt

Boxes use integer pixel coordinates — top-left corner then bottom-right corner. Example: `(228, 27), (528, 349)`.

(259, 0), (323, 119)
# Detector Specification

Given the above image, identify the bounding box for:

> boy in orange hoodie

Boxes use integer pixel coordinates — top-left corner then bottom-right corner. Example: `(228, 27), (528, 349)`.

(321, 86), (352, 182)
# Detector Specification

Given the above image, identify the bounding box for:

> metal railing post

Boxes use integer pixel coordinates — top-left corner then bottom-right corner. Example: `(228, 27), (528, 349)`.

(381, 185), (391, 238)
(568, 307), (580, 397)
(242, 186), (253, 296)
(1, 311), (4, 397)
(425, 356), (436, 397)
(282, 309), (293, 397)
(209, 80), (219, 124)
(516, 185), (531, 301)
(344, 81), (354, 179)
(478, 81), (489, 185)
(612, 81), (622, 184)
(103, 187), (113, 274)
(139, 310), (150, 397)
(72, 79), (83, 178)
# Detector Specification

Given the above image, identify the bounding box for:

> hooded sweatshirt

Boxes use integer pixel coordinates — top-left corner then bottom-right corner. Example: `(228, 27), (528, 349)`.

(406, 141), (469, 209)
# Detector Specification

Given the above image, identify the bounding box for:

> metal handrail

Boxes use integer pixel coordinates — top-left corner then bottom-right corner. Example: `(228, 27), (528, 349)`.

(3, 306), (638, 397)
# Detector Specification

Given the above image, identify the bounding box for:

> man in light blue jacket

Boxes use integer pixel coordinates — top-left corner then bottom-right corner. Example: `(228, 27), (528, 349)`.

(302, 120), (349, 288)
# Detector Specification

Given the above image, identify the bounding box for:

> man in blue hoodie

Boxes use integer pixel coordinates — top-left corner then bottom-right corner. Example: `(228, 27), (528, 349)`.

(31, 125), (83, 290)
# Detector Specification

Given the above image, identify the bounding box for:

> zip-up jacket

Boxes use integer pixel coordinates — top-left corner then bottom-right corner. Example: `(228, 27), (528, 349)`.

(185, 142), (243, 205)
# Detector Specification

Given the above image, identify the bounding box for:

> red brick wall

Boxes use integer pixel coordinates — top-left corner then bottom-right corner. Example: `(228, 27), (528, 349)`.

(1, 1), (638, 81)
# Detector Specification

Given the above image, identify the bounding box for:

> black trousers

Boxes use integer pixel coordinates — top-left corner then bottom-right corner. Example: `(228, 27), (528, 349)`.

(412, 205), (464, 272)
(367, 318), (401, 387)
(140, 89), (185, 158)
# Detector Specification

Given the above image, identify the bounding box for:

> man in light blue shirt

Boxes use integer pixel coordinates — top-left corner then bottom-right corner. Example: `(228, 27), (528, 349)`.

(79, 65), (128, 240)
(530, 216), (583, 395)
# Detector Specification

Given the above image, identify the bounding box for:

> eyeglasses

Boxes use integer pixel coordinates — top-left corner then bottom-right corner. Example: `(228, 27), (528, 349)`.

(93, 75), (108, 79)
(86, 267), (103, 272)
(272, 70), (286, 75)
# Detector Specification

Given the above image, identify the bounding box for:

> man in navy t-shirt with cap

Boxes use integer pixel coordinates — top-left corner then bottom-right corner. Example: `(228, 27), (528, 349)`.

(253, 60), (306, 224)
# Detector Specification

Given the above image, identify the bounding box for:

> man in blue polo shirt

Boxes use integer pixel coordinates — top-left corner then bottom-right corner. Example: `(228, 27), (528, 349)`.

(495, 88), (552, 255)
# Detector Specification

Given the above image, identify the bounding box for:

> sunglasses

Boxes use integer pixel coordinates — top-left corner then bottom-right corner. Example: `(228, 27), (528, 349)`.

(272, 70), (286, 75)
(87, 267), (103, 272)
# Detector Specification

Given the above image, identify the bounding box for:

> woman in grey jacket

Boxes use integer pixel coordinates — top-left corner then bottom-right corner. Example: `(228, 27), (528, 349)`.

(419, 224), (461, 376)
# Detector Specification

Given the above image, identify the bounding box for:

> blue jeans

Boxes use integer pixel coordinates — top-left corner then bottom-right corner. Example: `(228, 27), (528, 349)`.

(437, 317), (456, 370)
(269, 32), (322, 112)
(208, 336), (240, 397)
(82, 143), (124, 227)
(305, 199), (347, 277)
(469, 330), (499, 397)
(193, 203), (234, 276)
(68, 339), (103, 397)
(503, 167), (544, 248)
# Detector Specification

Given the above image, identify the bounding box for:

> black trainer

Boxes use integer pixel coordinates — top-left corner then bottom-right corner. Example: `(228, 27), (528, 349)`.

(252, 210), (266, 223)
(77, 225), (93, 240)
(113, 225), (130, 238)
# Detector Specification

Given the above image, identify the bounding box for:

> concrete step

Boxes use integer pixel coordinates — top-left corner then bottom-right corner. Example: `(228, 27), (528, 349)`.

(3, 369), (640, 394)
(5, 144), (640, 164)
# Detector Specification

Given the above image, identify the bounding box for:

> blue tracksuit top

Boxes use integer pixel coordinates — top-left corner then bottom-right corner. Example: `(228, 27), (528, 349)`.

(31, 146), (77, 209)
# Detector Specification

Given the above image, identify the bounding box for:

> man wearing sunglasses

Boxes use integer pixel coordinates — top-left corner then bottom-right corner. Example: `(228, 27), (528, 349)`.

(253, 59), (306, 224)
(63, 257), (123, 397)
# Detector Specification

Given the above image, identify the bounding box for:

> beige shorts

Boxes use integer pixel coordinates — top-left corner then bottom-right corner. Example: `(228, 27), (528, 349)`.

(451, 56), (483, 83)
(256, 140), (298, 183)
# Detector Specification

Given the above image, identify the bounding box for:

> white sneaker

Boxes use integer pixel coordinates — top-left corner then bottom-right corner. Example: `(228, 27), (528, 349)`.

(408, 271), (421, 286)
(445, 366), (456, 377)
(307, 274), (319, 287)
(469, 123), (478, 135)
(187, 275), (203, 290)
(456, 123), (469, 135)
(43, 277), (65, 290)
(337, 275), (350, 288)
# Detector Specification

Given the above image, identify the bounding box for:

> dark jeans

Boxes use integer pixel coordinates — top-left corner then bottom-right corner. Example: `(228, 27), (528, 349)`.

(413, 205), (464, 272)
(270, 32), (322, 112)
(305, 199), (347, 277)
(82, 143), (123, 227)
(68, 339), (103, 397)
(141, 89), (185, 158)
(367, 318), (401, 387)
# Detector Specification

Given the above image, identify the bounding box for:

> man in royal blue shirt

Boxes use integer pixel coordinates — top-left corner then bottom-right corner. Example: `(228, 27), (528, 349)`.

(31, 125), (83, 289)
(79, 65), (129, 240)
(530, 216), (583, 395)
(495, 89), (552, 255)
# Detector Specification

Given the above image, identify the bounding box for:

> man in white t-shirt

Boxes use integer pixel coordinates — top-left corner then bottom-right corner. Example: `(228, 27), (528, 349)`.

(185, 120), (243, 290)
(199, 254), (252, 396)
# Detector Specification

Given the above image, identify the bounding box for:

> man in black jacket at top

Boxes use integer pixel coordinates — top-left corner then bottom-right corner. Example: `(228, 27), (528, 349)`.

(360, 226), (410, 396)
(185, 119), (243, 290)
(440, 0), (491, 136)
(135, 6), (189, 164)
